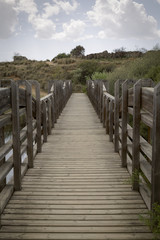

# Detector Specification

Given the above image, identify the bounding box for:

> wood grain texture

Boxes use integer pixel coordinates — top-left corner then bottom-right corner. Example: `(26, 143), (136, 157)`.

(0, 93), (152, 239)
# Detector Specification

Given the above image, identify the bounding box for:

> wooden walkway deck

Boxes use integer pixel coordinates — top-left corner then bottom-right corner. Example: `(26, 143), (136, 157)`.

(0, 93), (152, 239)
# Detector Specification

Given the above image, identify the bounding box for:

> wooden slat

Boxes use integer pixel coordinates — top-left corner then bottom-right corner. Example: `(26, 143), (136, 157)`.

(0, 93), (152, 240)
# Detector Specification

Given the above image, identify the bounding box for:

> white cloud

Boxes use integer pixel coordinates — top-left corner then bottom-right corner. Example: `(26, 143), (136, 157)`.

(87, 0), (160, 39)
(42, 2), (60, 18)
(52, 0), (79, 15)
(16, 0), (56, 39)
(53, 19), (86, 40)
(157, 0), (160, 4)
(31, 17), (56, 39)
(16, 0), (38, 17)
(0, 0), (18, 38)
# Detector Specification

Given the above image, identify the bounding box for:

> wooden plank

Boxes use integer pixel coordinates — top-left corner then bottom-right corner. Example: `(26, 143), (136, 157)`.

(0, 93), (151, 239)
(0, 161), (13, 183)
(132, 80), (141, 190)
(26, 81), (33, 168)
(114, 80), (121, 152)
(42, 101), (47, 142)
(0, 232), (153, 240)
(11, 81), (21, 191)
(151, 82), (160, 207)
(47, 98), (52, 135)
(0, 114), (11, 129)
(1, 219), (146, 226)
(109, 100), (114, 142)
(141, 87), (154, 114)
(121, 80), (129, 167)
(105, 98), (109, 134)
(0, 185), (14, 213)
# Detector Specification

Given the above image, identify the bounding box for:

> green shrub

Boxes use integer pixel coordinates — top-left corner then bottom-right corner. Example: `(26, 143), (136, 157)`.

(91, 71), (108, 80)
(140, 203), (160, 239)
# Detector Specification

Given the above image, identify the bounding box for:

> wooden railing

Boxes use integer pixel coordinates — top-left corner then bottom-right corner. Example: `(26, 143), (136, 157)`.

(87, 79), (160, 211)
(0, 79), (72, 226)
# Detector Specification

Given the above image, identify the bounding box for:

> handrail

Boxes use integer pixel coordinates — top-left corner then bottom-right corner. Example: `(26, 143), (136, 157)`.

(0, 79), (72, 227)
(87, 79), (160, 212)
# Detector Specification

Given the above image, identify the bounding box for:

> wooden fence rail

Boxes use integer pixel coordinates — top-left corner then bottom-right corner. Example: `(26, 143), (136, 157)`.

(87, 79), (160, 211)
(0, 79), (72, 227)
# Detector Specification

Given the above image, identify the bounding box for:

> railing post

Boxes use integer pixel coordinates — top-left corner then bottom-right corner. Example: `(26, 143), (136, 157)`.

(132, 79), (153, 191)
(114, 80), (122, 152)
(29, 80), (41, 153)
(47, 99), (52, 135)
(11, 81), (21, 191)
(42, 101), (47, 143)
(109, 100), (114, 142)
(102, 95), (106, 128)
(25, 81), (33, 168)
(0, 127), (5, 191)
(121, 80), (136, 167)
(51, 96), (55, 128)
(105, 97), (110, 134)
(151, 82), (160, 207)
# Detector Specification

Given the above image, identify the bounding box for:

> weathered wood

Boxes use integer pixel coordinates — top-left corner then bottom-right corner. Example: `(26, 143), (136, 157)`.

(102, 95), (106, 128)
(105, 98), (109, 134)
(114, 80), (122, 152)
(0, 185), (14, 214)
(42, 101), (47, 143)
(0, 161), (13, 183)
(132, 80), (141, 190)
(141, 87), (154, 114)
(11, 81), (21, 191)
(25, 82), (33, 168)
(109, 100), (114, 142)
(47, 99), (52, 135)
(31, 81), (42, 153)
(151, 82), (160, 207)
(121, 80), (128, 167)
(0, 127), (5, 192)
(132, 79), (153, 191)
(0, 88), (11, 115)
(51, 96), (55, 128)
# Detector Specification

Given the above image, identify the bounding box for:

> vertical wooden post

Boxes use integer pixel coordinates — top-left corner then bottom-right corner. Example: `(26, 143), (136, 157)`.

(0, 127), (5, 191)
(106, 98), (110, 134)
(151, 82), (160, 207)
(121, 80), (136, 167)
(103, 95), (106, 128)
(132, 81), (141, 190)
(109, 100), (114, 142)
(26, 81), (33, 168)
(11, 81), (21, 191)
(51, 96), (55, 128)
(42, 101), (47, 143)
(132, 79), (153, 190)
(48, 99), (52, 135)
(100, 81), (103, 122)
(29, 80), (41, 153)
(121, 80), (128, 167)
(35, 82), (41, 153)
(54, 81), (57, 123)
(114, 80), (121, 152)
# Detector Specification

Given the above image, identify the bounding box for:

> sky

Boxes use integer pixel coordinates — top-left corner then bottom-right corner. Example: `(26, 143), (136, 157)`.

(0, 0), (160, 61)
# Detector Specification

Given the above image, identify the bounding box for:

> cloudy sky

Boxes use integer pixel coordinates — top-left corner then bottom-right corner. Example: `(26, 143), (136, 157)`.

(0, 0), (160, 61)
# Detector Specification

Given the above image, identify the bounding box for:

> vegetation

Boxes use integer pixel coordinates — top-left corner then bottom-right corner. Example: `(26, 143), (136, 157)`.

(0, 47), (160, 93)
(70, 45), (85, 58)
(140, 203), (160, 239)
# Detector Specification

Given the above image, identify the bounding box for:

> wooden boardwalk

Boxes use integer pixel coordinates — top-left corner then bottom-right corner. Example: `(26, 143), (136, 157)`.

(0, 93), (152, 239)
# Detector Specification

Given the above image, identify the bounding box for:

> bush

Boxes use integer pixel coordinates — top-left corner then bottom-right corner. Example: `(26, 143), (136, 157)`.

(90, 71), (108, 80)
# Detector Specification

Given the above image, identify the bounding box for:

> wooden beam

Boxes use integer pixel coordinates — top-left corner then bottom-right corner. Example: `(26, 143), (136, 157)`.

(11, 81), (21, 191)
(151, 82), (160, 207)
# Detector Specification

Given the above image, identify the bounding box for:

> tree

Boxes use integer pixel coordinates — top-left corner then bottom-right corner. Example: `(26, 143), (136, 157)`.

(53, 53), (70, 60)
(70, 45), (85, 58)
